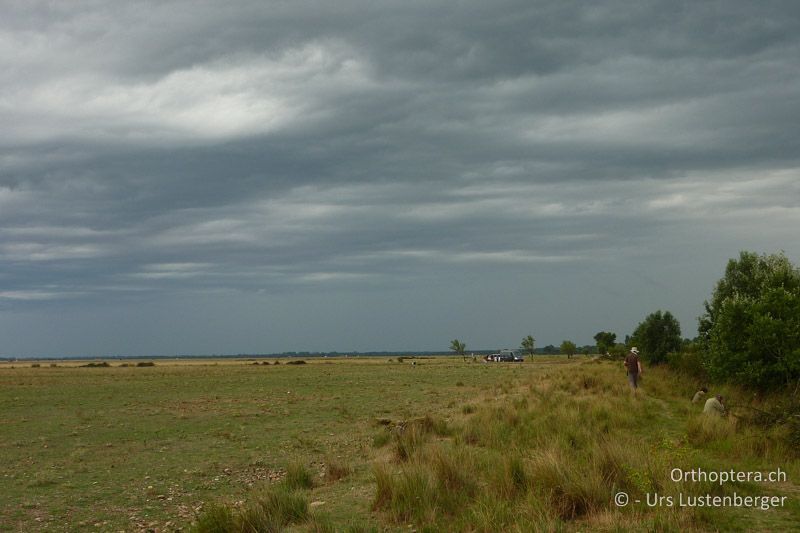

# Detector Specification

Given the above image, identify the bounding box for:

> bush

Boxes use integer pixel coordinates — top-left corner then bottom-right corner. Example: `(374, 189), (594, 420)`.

(631, 310), (682, 365)
(666, 350), (707, 380)
(700, 251), (800, 391)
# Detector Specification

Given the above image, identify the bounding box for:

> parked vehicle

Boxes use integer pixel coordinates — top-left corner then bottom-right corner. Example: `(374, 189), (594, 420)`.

(488, 349), (523, 362)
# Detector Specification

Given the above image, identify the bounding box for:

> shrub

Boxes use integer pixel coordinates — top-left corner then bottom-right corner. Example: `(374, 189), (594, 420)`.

(136, 361), (155, 367)
(700, 251), (800, 391)
(666, 350), (707, 380)
(631, 310), (682, 365)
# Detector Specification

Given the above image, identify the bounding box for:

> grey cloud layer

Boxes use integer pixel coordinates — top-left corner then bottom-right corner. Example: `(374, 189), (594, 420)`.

(1, 1), (799, 353)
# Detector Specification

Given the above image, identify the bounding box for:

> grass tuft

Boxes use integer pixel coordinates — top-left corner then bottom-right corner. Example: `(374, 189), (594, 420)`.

(285, 461), (315, 490)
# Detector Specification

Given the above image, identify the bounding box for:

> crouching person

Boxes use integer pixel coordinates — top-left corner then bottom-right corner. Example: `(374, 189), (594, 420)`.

(703, 394), (726, 416)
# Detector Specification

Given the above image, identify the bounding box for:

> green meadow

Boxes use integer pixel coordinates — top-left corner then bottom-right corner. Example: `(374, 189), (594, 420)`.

(1, 357), (798, 532)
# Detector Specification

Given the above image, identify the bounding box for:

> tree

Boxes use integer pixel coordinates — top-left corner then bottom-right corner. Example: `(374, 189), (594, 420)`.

(631, 310), (682, 365)
(560, 340), (577, 359)
(450, 339), (466, 360)
(520, 335), (536, 360)
(593, 331), (617, 355)
(699, 251), (800, 391)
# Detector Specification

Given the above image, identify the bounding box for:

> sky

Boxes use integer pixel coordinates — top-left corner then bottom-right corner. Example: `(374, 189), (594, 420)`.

(1, 0), (799, 357)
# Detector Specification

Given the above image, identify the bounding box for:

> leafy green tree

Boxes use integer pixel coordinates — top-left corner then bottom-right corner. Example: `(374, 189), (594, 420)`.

(560, 340), (577, 359)
(520, 335), (536, 360)
(450, 339), (467, 360)
(593, 331), (617, 355)
(631, 310), (682, 364)
(699, 251), (800, 391)
(609, 343), (628, 358)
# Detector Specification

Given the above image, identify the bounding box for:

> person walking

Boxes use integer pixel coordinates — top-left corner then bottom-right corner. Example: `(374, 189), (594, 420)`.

(624, 347), (643, 396)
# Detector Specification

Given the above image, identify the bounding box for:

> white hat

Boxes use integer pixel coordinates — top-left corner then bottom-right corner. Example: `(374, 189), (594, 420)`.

(631, 347), (639, 354)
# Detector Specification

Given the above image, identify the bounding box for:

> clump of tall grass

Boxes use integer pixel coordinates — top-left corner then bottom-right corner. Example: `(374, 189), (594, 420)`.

(372, 428), (392, 448)
(372, 463), (438, 524)
(685, 414), (736, 446)
(393, 415), (450, 461)
(193, 502), (234, 533)
(285, 461), (315, 490)
(324, 457), (351, 482)
(192, 483), (308, 533)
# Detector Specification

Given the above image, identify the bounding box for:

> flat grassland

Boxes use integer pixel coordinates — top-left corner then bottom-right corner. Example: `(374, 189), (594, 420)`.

(1, 357), (798, 532)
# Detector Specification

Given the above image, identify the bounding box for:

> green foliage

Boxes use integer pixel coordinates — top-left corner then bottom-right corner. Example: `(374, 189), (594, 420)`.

(449, 339), (466, 358)
(608, 343), (628, 358)
(666, 350), (707, 380)
(700, 251), (800, 391)
(593, 331), (616, 355)
(520, 335), (536, 358)
(631, 310), (682, 365)
(559, 340), (576, 358)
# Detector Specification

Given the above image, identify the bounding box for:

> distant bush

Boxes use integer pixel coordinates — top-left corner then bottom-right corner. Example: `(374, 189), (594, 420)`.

(666, 350), (707, 380)
(81, 362), (110, 368)
(30, 363), (40, 368)
(286, 360), (307, 365)
(136, 361), (155, 367)
(631, 310), (682, 365)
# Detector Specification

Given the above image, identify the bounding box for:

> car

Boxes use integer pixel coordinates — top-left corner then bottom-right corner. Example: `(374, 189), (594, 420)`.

(491, 349), (523, 362)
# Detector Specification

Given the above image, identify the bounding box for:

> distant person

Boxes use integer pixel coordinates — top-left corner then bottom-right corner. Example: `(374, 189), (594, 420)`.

(692, 387), (709, 404)
(623, 347), (643, 395)
(703, 394), (726, 416)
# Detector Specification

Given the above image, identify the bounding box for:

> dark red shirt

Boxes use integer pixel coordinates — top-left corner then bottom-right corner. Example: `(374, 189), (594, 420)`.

(624, 353), (640, 373)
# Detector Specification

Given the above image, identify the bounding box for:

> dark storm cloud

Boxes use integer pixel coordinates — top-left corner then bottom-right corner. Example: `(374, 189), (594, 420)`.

(1, 0), (800, 354)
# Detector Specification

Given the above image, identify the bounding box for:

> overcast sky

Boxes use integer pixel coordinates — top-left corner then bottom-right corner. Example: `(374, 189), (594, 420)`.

(1, 0), (799, 357)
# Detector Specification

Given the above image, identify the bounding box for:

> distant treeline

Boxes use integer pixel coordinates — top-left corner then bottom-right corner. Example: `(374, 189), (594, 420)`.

(1, 347), (597, 362)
